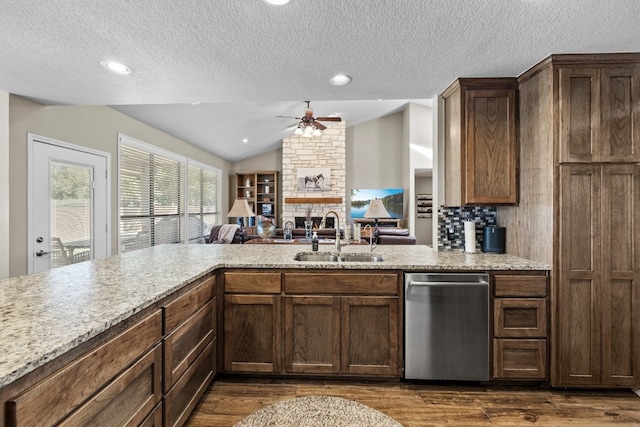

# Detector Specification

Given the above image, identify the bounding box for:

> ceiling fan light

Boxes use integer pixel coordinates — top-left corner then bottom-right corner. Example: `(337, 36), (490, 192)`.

(294, 127), (304, 135)
(263, 0), (290, 5)
(312, 128), (322, 137)
(302, 126), (314, 137)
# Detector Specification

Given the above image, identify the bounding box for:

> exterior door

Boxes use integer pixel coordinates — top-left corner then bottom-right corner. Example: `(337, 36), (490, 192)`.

(29, 135), (109, 273)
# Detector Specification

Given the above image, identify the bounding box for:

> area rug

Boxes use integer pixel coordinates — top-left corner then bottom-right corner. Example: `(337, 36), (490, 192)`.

(234, 395), (404, 427)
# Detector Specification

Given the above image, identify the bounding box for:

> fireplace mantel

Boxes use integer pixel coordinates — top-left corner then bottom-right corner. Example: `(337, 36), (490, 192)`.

(284, 197), (343, 204)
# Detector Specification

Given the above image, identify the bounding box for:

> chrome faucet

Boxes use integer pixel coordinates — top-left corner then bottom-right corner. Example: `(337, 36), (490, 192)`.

(363, 224), (375, 253)
(321, 210), (341, 253)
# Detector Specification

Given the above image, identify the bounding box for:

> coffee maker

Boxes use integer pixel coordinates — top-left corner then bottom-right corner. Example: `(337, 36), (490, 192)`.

(482, 226), (505, 253)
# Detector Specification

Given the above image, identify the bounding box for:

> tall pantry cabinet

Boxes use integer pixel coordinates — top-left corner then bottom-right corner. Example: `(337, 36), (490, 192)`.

(498, 54), (640, 387)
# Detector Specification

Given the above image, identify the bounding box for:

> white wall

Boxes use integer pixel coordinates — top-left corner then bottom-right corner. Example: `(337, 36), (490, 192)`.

(8, 96), (231, 277)
(0, 91), (9, 279)
(405, 103), (433, 235)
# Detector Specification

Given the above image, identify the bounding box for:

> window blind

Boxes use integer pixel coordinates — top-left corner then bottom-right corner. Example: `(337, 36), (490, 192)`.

(119, 135), (222, 252)
(120, 140), (184, 252)
(187, 161), (221, 242)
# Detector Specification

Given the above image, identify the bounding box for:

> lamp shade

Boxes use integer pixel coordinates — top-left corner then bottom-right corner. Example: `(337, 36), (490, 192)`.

(364, 198), (391, 219)
(226, 199), (255, 218)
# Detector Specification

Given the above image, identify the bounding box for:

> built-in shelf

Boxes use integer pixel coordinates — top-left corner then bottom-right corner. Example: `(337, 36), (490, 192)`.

(417, 194), (433, 218)
(235, 171), (278, 226)
(284, 197), (342, 204)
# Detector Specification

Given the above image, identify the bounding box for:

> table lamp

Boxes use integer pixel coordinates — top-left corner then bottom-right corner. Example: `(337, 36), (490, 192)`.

(364, 198), (391, 240)
(226, 199), (255, 243)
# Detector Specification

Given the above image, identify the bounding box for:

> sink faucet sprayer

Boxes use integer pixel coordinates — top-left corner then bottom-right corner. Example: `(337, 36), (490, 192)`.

(321, 210), (341, 253)
(363, 224), (375, 253)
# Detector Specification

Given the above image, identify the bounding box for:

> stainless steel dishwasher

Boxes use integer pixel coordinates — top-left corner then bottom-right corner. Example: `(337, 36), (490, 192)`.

(404, 273), (490, 381)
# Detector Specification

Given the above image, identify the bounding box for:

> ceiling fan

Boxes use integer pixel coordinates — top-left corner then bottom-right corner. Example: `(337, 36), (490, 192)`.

(277, 101), (342, 136)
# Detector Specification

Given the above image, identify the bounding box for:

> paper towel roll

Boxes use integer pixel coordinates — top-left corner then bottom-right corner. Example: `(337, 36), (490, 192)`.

(464, 220), (476, 253)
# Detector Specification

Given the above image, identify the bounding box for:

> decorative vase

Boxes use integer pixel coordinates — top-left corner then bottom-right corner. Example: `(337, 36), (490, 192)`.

(257, 220), (275, 239)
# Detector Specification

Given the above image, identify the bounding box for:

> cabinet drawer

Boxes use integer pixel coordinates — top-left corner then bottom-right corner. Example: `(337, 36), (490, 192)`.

(58, 344), (162, 427)
(494, 298), (547, 337)
(224, 271), (281, 293)
(164, 275), (215, 334)
(164, 339), (216, 427)
(164, 299), (216, 392)
(493, 339), (547, 379)
(7, 311), (162, 427)
(494, 275), (547, 297)
(140, 403), (163, 427)
(285, 272), (398, 295)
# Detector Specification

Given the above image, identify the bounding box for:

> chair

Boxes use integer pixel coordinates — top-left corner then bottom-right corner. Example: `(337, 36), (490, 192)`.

(51, 237), (71, 266)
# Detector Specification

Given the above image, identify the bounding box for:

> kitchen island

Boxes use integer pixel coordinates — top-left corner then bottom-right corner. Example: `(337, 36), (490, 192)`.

(0, 244), (549, 426)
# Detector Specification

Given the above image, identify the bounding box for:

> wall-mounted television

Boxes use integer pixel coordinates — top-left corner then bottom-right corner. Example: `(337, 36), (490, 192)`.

(350, 188), (404, 219)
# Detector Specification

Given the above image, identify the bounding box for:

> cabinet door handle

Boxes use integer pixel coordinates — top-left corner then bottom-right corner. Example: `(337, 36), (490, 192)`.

(35, 250), (50, 256)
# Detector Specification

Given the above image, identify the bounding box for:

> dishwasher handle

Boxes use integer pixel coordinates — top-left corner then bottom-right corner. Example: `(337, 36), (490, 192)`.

(407, 279), (489, 287)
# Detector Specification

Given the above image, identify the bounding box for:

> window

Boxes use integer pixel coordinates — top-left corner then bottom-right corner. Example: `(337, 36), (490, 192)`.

(119, 135), (221, 253)
(187, 160), (221, 242)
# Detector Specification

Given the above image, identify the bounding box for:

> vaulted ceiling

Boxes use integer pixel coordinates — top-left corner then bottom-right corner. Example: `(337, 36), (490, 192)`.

(1, 0), (638, 161)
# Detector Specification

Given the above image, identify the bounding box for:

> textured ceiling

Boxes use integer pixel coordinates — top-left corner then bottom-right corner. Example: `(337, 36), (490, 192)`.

(1, 0), (638, 162)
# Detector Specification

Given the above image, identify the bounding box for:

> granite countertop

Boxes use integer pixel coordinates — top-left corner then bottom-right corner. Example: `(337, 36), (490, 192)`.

(0, 244), (549, 388)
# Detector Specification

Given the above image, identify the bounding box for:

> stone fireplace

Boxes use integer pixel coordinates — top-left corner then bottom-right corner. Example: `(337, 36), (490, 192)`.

(281, 121), (346, 227)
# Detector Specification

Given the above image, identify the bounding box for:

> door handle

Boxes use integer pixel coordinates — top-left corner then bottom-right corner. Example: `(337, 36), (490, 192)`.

(35, 250), (50, 256)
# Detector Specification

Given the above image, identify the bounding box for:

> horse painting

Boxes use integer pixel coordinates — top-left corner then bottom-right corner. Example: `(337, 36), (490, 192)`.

(296, 168), (330, 192)
(304, 173), (324, 189)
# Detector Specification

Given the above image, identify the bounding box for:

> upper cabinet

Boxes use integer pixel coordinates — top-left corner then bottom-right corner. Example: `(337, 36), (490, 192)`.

(559, 65), (640, 163)
(443, 78), (518, 206)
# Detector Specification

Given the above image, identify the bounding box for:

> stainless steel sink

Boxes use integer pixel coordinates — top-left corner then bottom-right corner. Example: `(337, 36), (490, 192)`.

(293, 253), (341, 262)
(339, 254), (384, 262)
(293, 253), (384, 262)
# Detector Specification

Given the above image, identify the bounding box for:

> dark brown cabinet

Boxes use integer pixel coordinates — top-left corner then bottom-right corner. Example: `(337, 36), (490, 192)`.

(223, 271), (282, 373)
(7, 312), (163, 427)
(223, 270), (402, 378)
(443, 78), (518, 206)
(492, 273), (548, 380)
(2, 273), (217, 427)
(162, 274), (217, 427)
(559, 66), (640, 163)
(497, 53), (640, 388)
(340, 296), (398, 376)
(558, 164), (640, 387)
(284, 295), (341, 374)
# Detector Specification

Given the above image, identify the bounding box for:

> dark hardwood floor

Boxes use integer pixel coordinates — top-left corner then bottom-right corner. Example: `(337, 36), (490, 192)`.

(185, 379), (640, 426)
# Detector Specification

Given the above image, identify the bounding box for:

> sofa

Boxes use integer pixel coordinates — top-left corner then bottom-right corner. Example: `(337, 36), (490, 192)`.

(273, 227), (416, 245)
(206, 224), (245, 244)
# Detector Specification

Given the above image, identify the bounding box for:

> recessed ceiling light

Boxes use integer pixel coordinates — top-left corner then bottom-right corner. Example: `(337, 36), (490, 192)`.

(330, 74), (352, 86)
(101, 60), (133, 75)
(242, 138), (248, 143)
(263, 0), (290, 5)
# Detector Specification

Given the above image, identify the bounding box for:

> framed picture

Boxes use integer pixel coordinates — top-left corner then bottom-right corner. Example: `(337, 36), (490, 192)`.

(296, 167), (330, 191)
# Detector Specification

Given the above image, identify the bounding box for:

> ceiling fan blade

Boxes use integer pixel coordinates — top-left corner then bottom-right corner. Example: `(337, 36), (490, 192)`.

(315, 117), (342, 122)
(276, 115), (302, 120)
(312, 121), (327, 130)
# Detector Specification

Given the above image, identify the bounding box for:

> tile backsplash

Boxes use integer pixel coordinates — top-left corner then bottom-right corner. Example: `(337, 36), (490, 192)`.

(438, 206), (497, 251)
